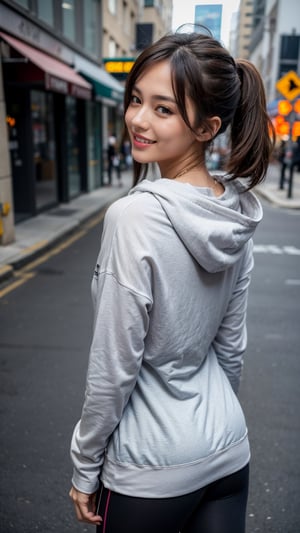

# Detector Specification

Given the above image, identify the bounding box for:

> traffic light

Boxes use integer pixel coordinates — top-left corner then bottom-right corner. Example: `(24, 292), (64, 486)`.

(277, 100), (293, 116)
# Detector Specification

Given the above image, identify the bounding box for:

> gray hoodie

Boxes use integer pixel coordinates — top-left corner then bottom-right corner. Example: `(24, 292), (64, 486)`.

(71, 177), (262, 497)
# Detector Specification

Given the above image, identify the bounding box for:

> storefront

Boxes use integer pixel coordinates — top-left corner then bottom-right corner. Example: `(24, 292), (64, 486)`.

(75, 57), (124, 188)
(0, 1), (127, 245)
(1, 31), (92, 221)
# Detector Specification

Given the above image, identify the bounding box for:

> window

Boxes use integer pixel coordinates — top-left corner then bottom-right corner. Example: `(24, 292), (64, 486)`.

(37, 0), (54, 26)
(86, 102), (102, 190)
(31, 90), (57, 210)
(66, 96), (80, 198)
(278, 35), (300, 80)
(280, 35), (300, 60)
(83, 0), (99, 55)
(14, 0), (29, 8)
(108, 37), (116, 57)
(62, 0), (76, 42)
(144, 0), (154, 6)
(136, 23), (153, 50)
(108, 0), (117, 15)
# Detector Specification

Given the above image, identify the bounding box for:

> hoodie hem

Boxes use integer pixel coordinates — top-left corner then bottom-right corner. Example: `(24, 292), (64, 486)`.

(101, 434), (250, 498)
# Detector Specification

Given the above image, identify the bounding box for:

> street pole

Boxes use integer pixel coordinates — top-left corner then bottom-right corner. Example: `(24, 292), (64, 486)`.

(287, 106), (296, 199)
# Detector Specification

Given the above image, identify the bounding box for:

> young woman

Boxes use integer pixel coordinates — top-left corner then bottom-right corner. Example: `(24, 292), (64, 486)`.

(69, 30), (274, 533)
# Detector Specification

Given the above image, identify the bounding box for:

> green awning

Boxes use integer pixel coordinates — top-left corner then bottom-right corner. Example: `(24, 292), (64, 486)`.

(77, 60), (124, 104)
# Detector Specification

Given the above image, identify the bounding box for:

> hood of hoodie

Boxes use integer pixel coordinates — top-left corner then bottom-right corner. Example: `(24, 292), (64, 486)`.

(129, 177), (262, 273)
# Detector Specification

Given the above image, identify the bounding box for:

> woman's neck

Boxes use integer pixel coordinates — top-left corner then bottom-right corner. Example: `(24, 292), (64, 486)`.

(161, 161), (224, 196)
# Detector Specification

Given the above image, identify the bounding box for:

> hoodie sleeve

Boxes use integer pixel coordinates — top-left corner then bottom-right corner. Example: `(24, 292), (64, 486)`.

(212, 240), (254, 394)
(70, 199), (153, 494)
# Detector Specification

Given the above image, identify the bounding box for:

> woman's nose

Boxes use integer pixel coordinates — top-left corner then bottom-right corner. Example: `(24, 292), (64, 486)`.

(131, 106), (149, 128)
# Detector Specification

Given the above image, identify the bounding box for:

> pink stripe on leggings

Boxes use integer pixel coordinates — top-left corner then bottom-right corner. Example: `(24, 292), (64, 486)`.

(102, 489), (111, 533)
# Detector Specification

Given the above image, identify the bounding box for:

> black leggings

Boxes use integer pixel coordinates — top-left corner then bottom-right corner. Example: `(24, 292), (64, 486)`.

(96, 464), (249, 533)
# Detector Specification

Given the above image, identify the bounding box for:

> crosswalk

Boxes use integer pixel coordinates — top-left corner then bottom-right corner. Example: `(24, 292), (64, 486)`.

(253, 245), (300, 255)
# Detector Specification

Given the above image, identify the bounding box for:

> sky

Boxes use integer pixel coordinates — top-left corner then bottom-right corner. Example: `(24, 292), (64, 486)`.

(172, 0), (240, 47)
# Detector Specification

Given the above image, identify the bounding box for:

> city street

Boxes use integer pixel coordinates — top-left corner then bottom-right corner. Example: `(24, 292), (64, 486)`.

(0, 197), (299, 533)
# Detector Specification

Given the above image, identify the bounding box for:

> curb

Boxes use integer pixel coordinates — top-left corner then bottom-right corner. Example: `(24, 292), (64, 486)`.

(1, 179), (299, 287)
(0, 264), (13, 282)
(0, 189), (129, 286)
(0, 222), (83, 286)
(255, 187), (300, 209)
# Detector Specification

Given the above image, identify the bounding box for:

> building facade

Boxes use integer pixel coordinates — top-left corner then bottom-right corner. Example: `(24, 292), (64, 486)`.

(102, 0), (172, 59)
(0, 0), (125, 244)
(233, 0), (254, 59)
(247, 0), (300, 102)
(0, 0), (173, 245)
(101, 0), (172, 151)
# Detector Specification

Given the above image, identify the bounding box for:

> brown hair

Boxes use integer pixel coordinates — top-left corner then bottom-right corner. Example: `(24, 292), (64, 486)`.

(124, 32), (275, 189)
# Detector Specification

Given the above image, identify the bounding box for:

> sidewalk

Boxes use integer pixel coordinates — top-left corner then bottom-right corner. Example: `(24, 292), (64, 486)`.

(0, 171), (133, 284)
(0, 164), (299, 285)
(256, 161), (300, 209)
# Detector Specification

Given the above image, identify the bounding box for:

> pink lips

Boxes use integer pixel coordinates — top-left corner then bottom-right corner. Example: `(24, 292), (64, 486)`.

(132, 133), (156, 149)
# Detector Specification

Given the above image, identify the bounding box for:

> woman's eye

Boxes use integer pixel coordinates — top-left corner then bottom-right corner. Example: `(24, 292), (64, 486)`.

(131, 95), (140, 104)
(157, 106), (172, 115)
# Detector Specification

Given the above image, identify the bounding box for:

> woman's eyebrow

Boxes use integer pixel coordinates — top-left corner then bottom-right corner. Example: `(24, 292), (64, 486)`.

(132, 85), (176, 104)
(152, 94), (176, 103)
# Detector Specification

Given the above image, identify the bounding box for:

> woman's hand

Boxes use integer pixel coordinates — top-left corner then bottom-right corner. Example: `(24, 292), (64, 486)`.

(69, 486), (102, 526)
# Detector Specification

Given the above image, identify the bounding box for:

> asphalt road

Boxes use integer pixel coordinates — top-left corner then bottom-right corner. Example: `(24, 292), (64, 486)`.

(240, 200), (300, 533)
(0, 198), (299, 533)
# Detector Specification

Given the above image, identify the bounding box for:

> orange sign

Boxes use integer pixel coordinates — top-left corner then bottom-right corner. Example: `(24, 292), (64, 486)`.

(292, 121), (300, 137)
(294, 99), (300, 113)
(276, 71), (300, 101)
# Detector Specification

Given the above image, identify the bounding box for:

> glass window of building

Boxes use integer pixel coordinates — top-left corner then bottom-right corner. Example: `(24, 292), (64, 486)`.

(86, 102), (102, 190)
(14, 0), (29, 8)
(37, 0), (54, 26)
(66, 96), (81, 198)
(83, 0), (99, 55)
(108, 37), (116, 57)
(31, 91), (57, 210)
(62, 0), (76, 41)
(108, 0), (117, 15)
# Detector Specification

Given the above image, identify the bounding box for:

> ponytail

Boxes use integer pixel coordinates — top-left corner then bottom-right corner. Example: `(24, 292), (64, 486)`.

(225, 59), (275, 189)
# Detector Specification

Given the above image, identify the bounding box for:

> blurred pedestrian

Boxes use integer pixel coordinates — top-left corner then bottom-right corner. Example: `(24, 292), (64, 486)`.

(70, 27), (274, 533)
(289, 137), (300, 182)
(279, 137), (300, 195)
(107, 134), (122, 186)
(278, 139), (287, 189)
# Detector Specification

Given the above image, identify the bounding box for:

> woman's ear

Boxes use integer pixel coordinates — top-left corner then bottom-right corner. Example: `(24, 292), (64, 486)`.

(195, 116), (222, 142)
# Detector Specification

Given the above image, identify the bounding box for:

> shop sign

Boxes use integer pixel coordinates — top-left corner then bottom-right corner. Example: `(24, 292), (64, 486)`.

(103, 58), (135, 75)
(45, 73), (68, 94)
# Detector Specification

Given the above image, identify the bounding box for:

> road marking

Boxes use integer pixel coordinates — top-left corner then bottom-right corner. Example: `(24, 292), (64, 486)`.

(0, 210), (106, 299)
(0, 271), (36, 298)
(283, 246), (300, 255)
(254, 244), (300, 255)
(20, 240), (48, 256)
(0, 265), (13, 278)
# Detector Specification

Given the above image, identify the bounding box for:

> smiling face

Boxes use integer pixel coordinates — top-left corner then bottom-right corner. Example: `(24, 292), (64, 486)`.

(125, 60), (204, 178)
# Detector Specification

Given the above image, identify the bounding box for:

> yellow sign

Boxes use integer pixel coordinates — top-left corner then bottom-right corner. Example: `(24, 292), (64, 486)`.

(276, 71), (300, 101)
(104, 60), (134, 74)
